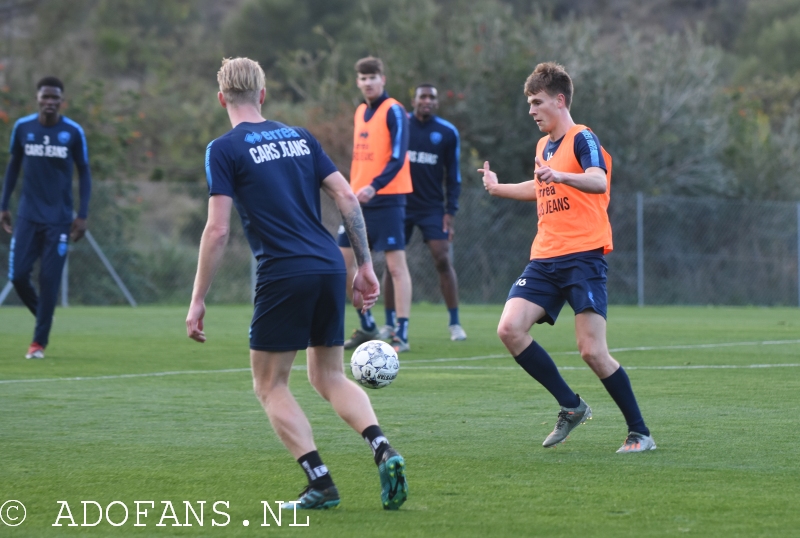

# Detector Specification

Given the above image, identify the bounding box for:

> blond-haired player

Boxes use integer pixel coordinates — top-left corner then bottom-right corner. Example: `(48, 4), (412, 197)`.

(187, 58), (408, 509)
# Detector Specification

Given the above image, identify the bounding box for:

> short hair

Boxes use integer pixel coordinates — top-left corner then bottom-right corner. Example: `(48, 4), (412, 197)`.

(217, 57), (266, 106)
(36, 76), (64, 92)
(414, 83), (436, 93)
(355, 56), (384, 76)
(523, 62), (573, 108)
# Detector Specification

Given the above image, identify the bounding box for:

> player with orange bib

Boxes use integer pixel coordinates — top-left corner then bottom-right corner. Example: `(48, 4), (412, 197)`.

(479, 62), (655, 453)
(339, 57), (414, 353)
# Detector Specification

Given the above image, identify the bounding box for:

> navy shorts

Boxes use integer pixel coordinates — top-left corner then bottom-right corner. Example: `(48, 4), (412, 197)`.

(405, 210), (448, 243)
(250, 273), (346, 351)
(507, 249), (608, 325)
(337, 206), (405, 252)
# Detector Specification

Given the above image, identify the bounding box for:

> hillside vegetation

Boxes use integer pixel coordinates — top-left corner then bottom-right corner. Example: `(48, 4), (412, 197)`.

(1, 0), (799, 201)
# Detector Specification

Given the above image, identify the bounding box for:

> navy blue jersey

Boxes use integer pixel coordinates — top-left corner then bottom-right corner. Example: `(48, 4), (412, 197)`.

(543, 129), (607, 172)
(205, 120), (345, 281)
(406, 114), (461, 214)
(1, 114), (92, 224)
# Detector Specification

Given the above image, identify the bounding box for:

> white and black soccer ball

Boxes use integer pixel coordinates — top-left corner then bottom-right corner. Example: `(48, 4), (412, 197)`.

(350, 340), (400, 389)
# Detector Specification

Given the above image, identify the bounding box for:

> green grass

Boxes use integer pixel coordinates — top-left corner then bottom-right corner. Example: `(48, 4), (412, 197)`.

(1, 303), (799, 537)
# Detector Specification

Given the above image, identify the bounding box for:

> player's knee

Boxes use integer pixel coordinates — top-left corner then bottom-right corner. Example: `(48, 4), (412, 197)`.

(252, 375), (285, 405)
(387, 263), (408, 281)
(577, 340), (603, 365)
(497, 320), (521, 347)
(433, 256), (451, 274)
(252, 378), (269, 405)
(308, 367), (342, 400)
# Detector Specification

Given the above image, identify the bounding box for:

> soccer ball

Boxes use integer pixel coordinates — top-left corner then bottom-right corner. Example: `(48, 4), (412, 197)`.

(349, 340), (400, 389)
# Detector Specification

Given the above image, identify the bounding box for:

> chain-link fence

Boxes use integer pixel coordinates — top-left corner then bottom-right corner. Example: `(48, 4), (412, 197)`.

(1, 183), (798, 307)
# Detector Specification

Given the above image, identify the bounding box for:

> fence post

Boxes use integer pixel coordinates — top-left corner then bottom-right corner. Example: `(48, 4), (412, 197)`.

(637, 192), (644, 307)
(61, 256), (69, 307)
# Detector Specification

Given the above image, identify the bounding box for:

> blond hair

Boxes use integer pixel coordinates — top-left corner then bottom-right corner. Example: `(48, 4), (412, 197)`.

(217, 57), (266, 106)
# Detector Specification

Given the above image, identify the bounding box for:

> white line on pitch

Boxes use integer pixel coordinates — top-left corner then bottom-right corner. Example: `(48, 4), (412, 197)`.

(402, 363), (800, 371)
(1, 339), (798, 385)
(0, 368), (252, 385)
(402, 339), (800, 364)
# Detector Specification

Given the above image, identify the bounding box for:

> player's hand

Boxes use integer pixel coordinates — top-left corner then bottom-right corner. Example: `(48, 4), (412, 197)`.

(70, 217), (87, 242)
(443, 213), (455, 241)
(534, 156), (562, 184)
(352, 263), (380, 313)
(478, 161), (498, 194)
(356, 185), (376, 204)
(0, 211), (12, 234)
(186, 300), (207, 343)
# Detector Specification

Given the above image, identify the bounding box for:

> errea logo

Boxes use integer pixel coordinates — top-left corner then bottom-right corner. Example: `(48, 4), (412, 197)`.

(359, 131), (369, 139)
(244, 132), (263, 144)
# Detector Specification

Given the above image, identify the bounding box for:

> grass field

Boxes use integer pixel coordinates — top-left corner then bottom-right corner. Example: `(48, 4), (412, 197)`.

(1, 303), (799, 537)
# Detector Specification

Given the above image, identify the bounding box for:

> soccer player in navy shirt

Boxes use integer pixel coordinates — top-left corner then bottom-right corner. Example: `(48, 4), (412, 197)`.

(186, 58), (408, 510)
(381, 84), (467, 342)
(1, 76), (92, 360)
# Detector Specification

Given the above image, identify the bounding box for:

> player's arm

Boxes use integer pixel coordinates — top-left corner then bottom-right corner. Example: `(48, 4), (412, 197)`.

(478, 161), (538, 201)
(534, 131), (608, 193)
(356, 104), (409, 203)
(1, 126), (25, 233)
(322, 171), (379, 312)
(71, 127), (92, 242)
(187, 194), (232, 343)
(187, 139), (235, 342)
(534, 156), (606, 194)
(443, 130), (462, 239)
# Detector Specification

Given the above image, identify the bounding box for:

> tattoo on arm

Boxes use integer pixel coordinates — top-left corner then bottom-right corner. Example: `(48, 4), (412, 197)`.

(342, 207), (372, 266)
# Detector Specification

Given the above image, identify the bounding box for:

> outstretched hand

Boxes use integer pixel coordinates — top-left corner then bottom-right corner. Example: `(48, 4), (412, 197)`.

(478, 161), (498, 193)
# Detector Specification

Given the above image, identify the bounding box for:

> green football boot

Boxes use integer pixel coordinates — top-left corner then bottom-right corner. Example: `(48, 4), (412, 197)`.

(282, 485), (340, 510)
(378, 448), (408, 510)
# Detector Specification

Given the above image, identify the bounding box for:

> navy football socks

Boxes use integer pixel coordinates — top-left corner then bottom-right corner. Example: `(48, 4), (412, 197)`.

(448, 307), (460, 326)
(385, 308), (396, 329)
(357, 308), (377, 332)
(395, 318), (409, 342)
(600, 367), (649, 436)
(514, 340), (580, 408)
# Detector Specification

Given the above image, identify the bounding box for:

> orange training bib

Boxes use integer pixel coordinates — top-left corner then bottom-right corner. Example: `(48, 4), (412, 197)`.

(350, 98), (412, 195)
(529, 124), (613, 259)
